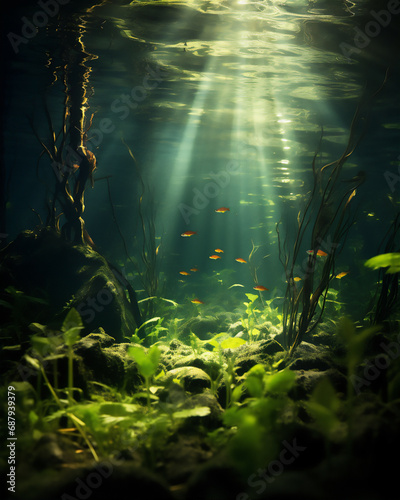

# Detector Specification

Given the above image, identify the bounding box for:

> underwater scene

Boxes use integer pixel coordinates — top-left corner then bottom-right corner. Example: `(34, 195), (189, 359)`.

(1, 0), (400, 498)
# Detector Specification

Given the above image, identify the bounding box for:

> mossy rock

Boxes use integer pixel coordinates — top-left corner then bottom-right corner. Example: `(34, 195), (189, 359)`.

(0, 229), (139, 344)
(72, 332), (126, 387)
(286, 342), (335, 371)
(183, 315), (220, 340)
(161, 366), (212, 393)
(233, 339), (285, 375)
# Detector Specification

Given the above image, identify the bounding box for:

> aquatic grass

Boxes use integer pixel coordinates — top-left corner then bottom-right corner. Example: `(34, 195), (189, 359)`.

(22, 309), (99, 461)
(122, 139), (163, 319)
(277, 101), (369, 356)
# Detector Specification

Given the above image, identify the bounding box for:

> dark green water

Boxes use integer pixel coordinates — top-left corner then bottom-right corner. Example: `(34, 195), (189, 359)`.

(2, 0), (400, 318)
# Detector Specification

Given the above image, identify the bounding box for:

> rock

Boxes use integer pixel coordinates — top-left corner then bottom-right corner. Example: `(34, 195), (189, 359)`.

(179, 391), (224, 429)
(185, 461), (248, 500)
(233, 339), (285, 376)
(160, 340), (221, 380)
(161, 366), (212, 393)
(286, 342), (334, 371)
(31, 433), (65, 468)
(291, 368), (347, 400)
(162, 434), (213, 483)
(228, 320), (244, 336)
(0, 229), (140, 345)
(172, 352), (221, 380)
(72, 332), (126, 387)
(183, 315), (220, 340)
(15, 462), (174, 500)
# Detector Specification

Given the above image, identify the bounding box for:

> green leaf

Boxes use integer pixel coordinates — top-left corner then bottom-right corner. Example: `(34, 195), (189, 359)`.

(99, 402), (141, 416)
(128, 345), (160, 379)
(365, 252), (400, 273)
(311, 377), (341, 413)
(306, 379), (343, 439)
(148, 345), (161, 368)
(337, 318), (381, 372)
(30, 334), (52, 356)
(62, 308), (83, 332)
(245, 376), (264, 398)
(264, 369), (296, 394)
(245, 293), (259, 303)
(173, 407), (211, 419)
(28, 410), (39, 426)
(24, 354), (41, 371)
(29, 323), (48, 334)
(63, 327), (83, 347)
(220, 337), (247, 349)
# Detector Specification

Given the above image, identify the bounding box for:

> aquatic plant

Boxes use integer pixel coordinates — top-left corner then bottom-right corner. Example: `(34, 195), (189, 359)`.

(277, 103), (368, 356)
(28, 62), (96, 245)
(364, 215), (400, 325)
(241, 293), (262, 342)
(23, 309), (99, 461)
(127, 344), (161, 410)
(222, 365), (296, 477)
(122, 140), (164, 319)
(130, 316), (168, 346)
(336, 317), (381, 401)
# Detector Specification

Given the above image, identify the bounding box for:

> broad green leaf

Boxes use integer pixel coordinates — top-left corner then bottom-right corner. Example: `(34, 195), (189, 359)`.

(220, 337), (247, 349)
(99, 402), (140, 416)
(306, 401), (342, 437)
(128, 345), (160, 379)
(62, 308), (83, 332)
(311, 378), (341, 413)
(245, 376), (263, 398)
(30, 335), (52, 356)
(173, 407), (211, 419)
(208, 339), (221, 350)
(245, 293), (259, 303)
(245, 364), (266, 378)
(148, 345), (161, 367)
(365, 252), (400, 273)
(264, 369), (296, 394)
(63, 327), (82, 347)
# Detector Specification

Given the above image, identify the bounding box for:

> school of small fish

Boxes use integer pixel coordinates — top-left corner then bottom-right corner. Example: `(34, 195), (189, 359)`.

(178, 207), (348, 305)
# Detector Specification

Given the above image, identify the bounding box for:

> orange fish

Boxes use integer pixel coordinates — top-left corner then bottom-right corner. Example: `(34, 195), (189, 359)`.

(253, 285), (268, 291)
(294, 277), (302, 282)
(190, 268), (199, 272)
(235, 258), (247, 263)
(215, 207), (230, 213)
(181, 231), (197, 237)
(214, 248), (224, 253)
(336, 271), (349, 279)
(191, 299), (204, 304)
(179, 271), (190, 275)
(209, 255), (221, 260)
(306, 249), (328, 257)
